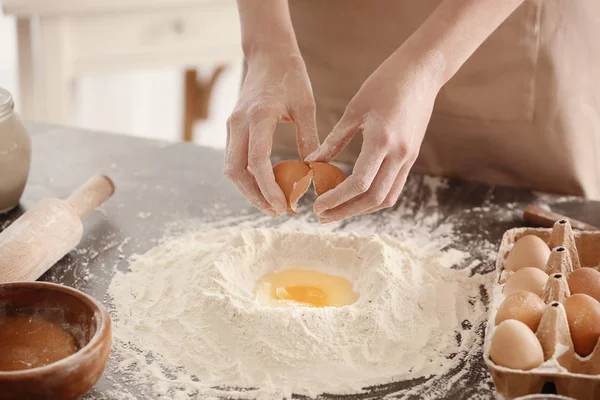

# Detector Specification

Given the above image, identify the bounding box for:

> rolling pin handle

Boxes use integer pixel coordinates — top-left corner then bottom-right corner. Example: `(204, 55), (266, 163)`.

(523, 204), (599, 231)
(66, 175), (115, 220)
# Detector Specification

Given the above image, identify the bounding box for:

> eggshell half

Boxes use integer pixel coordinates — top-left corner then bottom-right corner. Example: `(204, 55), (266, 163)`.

(288, 170), (313, 214)
(495, 291), (545, 331)
(489, 319), (544, 370)
(273, 160), (347, 215)
(564, 293), (600, 356)
(567, 267), (600, 303)
(503, 267), (549, 297)
(273, 160), (313, 214)
(504, 235), (551, 272)
(310, 162), (346, 196)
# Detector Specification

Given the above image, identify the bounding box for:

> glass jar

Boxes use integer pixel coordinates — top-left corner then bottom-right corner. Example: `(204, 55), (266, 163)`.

(0, 88), (30, 213)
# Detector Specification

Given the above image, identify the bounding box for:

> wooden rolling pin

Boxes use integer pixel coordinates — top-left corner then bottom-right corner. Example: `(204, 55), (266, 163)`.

(523, 204), (599, 231)
(0, 175), (115, 283)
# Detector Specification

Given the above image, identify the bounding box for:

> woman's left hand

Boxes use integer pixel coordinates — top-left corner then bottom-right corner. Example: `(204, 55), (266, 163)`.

(305, 47), (446, 223)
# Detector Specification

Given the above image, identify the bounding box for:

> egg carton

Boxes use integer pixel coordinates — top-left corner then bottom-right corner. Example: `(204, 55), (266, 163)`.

(484, 220), (600, 399)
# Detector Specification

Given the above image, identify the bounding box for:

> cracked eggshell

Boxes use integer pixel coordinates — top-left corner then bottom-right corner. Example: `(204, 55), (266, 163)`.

(309, 162), (346, 196)
(273, 160), (313, 215)
(273, 160), (347, 215)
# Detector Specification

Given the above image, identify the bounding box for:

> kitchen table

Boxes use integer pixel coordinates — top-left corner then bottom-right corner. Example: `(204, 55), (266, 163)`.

(2, 123), (599, 399)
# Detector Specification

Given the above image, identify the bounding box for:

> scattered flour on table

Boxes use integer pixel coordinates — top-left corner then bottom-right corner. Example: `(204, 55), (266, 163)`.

(137, 212), (152, 220)
(102, 176), (511, 399)
(103, 177), (507, 399)
(109, 228), (484, 399)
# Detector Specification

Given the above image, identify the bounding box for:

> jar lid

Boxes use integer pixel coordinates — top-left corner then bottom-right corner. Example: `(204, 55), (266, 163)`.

(0, 88), (15, 119)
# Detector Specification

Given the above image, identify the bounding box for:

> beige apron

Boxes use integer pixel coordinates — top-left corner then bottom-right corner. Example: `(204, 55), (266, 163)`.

(272, 0), (600, 198)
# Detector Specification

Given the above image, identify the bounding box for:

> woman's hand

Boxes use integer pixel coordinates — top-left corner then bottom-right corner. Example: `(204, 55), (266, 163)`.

(304, 0), (527, 223)
(305, 48), (445, 223)
(225, 50), (320, 217)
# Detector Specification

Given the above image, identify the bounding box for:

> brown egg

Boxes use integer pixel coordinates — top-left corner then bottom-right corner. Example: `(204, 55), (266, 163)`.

(496, 291), (546, 331)
(273, 160), (346, 215)
(503, 267), (549, 297)
(489, 319), (544, 370)
(309, 162), (346, 196)
(272, 160), (313, 215)
(564, 293), (600, 356)
(505, 235), (551, 272)
(568, 268), (600, 302)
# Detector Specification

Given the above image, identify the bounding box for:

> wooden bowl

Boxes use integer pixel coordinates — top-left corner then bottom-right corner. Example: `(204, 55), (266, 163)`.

(0, 282), (111, 400)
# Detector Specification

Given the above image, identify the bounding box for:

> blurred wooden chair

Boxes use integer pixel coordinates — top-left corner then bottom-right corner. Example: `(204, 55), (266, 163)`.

(183, 65), (226, 142)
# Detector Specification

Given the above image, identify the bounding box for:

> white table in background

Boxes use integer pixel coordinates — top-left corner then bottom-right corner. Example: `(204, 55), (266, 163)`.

(3, 0), (242, 126)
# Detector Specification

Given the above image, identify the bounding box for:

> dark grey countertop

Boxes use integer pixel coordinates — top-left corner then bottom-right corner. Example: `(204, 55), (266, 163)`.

(2, 123), (599, 399)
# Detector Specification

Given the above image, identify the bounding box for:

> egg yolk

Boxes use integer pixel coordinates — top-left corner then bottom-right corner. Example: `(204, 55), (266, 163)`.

(255, 268), (359, 308)
(275, 285), (328, 307)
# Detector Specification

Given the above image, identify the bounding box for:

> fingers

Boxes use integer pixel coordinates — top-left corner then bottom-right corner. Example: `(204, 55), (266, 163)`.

(224, 115), (248, 184)
(225, 100), (319, 217)
(232, 169), (279, 217)
(247, 114), (288, 215)
(312, 139), (386, 214)
(319, 158), (401, 221)
(358, 161), (411, 216)
(224, 118), (278, 216)
(304, 115), (359, 162)
(291, 105), (320, 160)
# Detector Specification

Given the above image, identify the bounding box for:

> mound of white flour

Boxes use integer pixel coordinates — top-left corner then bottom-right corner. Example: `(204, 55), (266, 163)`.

(109, 228), (485, 398)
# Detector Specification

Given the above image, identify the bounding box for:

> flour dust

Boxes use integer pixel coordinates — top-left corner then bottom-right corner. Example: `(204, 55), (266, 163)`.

(101, 177), (513, 399)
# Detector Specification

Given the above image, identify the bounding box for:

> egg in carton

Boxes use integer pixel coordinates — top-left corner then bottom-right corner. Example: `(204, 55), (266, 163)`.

(484, 219), (600, 400)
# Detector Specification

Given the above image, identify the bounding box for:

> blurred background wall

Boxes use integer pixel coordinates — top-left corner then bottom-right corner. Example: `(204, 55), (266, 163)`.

(0, 2), (19, 102)
(0, 0), (243, 149)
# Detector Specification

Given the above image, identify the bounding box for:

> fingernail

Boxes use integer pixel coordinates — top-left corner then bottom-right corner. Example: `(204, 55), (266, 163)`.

(314, 205), (326, 214)
(319, 217), (335, 224)
(270, 208), (280, 217)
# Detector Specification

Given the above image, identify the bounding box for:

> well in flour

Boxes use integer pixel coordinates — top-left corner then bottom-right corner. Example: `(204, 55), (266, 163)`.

(255, 268), (359, 308)
(109, 227), (487, 399)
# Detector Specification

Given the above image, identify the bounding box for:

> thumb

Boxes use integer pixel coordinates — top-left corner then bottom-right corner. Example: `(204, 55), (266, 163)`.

(305, 116), (359, 163)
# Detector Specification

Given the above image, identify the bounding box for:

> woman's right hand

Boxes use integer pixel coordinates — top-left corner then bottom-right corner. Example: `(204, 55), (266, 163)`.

(225, 49), (320, 217)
